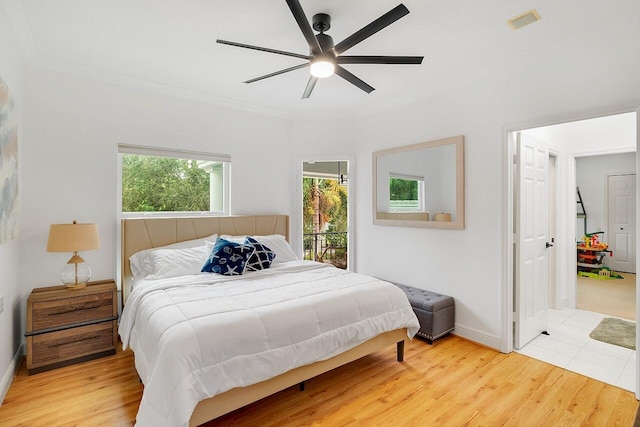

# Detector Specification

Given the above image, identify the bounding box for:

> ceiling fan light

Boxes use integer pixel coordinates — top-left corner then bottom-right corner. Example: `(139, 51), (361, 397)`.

(310, 60), (335, 78)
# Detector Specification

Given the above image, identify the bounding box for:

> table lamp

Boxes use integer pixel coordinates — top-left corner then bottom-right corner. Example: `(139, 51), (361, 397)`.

(47, 220), (101, 289)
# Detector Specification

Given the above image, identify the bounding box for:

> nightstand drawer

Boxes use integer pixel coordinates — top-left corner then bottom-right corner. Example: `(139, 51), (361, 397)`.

(31, 291), (114, 331)
(26, 280), (118, 374)
(30, 321), (116, 366)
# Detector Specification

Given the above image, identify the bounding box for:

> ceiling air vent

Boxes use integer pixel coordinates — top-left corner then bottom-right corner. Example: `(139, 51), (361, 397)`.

(507, 10), (541, 30)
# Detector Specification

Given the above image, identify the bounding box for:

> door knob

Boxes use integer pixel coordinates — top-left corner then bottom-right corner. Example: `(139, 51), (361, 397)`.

(545, 242), (554, 248)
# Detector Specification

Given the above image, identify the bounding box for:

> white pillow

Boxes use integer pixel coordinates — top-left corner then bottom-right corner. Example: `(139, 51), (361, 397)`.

(145, 242), (213, 280)
(129, 233), (217, 277)
(221, 234), (298, 264)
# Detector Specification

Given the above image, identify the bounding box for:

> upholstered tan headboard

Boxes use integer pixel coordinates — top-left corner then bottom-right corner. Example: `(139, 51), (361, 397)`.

(121, 215), (289, 306)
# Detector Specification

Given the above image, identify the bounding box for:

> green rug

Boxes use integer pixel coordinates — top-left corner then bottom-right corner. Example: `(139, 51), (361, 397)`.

(589, 318), (636, 350)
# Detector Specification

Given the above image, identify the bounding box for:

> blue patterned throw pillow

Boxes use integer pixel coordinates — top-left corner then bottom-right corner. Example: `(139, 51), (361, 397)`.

(201, 237), (255, 275)
(244, 236), (276, 271)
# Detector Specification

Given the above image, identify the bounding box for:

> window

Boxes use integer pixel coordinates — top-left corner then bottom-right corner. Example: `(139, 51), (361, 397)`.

(389, 173), (424, 212)
(119, 145), (230, 216)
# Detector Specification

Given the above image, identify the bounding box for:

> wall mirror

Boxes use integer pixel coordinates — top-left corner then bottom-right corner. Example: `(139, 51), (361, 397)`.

(372, 135), (464, 229)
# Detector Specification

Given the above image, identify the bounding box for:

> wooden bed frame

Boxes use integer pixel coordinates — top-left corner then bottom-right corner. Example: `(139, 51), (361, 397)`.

(120, 215), (408, 427)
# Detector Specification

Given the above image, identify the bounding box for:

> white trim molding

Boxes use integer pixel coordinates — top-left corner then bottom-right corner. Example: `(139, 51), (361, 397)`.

(453, 324), (503, 352)
(0, 343), (23, 406)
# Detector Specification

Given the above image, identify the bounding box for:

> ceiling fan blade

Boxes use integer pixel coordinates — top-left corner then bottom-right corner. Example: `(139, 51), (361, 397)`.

(334, 66), (375, 93)
(217, 39), (310, 60)
(337, 55), (423, 65)
(334, 4), (410, 55)
(285, 0), (322, 55)
(244, 63), (310, 84)
(302, 76), (318, 99)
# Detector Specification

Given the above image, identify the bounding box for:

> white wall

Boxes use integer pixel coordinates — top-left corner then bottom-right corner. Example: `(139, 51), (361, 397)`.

(562, 113), (637, 155)
(351, 20), (640, 350)
(0, 9), (24, 403)
(20, 65), (294, 330)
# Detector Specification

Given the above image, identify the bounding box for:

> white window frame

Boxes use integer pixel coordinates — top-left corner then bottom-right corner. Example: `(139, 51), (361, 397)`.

(388, 173), (425, 212)
(118, 144), (231, 218)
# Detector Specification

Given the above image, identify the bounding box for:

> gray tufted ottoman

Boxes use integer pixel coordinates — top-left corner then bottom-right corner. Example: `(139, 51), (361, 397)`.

(394, 283), (455, 344)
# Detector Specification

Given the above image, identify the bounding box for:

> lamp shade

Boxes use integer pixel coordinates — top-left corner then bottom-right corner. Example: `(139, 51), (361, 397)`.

(47, 222), (101, 252)
(47, 221), (100, 289)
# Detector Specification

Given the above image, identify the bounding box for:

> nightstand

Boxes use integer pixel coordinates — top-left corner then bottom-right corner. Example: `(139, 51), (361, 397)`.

(25, 279), (118, 375)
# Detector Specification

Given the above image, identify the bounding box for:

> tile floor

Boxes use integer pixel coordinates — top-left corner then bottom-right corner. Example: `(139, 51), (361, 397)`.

(516, 308), (636, 392)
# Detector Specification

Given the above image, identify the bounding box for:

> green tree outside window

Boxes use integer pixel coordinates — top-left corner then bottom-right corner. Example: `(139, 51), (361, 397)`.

(122, 154), (210, 212)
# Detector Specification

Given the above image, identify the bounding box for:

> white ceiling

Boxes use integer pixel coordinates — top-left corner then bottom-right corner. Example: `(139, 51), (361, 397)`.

(3, 0), (638, 118)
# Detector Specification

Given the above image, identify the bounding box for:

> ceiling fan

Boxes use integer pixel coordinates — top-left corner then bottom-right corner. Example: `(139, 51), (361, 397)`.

(216, 0), (423, 99)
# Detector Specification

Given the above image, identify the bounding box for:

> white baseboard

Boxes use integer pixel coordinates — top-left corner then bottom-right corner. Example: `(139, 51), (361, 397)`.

(453, 323), (503, 352)
(0, 343), (24, 406)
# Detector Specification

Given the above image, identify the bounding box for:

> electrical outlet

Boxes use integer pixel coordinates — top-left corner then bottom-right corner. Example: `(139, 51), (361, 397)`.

(0, 296), (4, 315)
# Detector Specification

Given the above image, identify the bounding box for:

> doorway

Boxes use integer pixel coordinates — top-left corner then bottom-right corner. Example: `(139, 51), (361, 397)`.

(300, 160), (351, 270)
(574, 154), (637, 319)
(506, 110), (638, 394)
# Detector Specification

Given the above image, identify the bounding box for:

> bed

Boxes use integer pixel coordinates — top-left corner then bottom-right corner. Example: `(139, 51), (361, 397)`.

(119, 215), (420, 427)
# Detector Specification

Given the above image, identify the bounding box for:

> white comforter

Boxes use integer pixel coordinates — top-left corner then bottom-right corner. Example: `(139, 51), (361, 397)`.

(119, 261), (420, 427)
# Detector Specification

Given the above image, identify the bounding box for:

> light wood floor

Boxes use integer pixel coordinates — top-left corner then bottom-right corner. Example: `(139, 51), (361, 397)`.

(1, 335), (638, 426)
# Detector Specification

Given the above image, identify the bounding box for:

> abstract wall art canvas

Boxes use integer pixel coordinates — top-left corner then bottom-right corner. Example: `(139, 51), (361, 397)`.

(0, 76), (18, 244)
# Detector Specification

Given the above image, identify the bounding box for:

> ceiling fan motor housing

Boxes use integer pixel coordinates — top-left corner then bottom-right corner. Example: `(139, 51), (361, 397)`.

(312, 13), (331, 32)
(312, 13), (335, 54)
(315, 33), (335, 53)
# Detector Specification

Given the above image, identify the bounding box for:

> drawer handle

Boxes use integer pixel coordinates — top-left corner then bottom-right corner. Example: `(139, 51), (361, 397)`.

(48, 335), (98, 348)
(50, 303), (106, 316)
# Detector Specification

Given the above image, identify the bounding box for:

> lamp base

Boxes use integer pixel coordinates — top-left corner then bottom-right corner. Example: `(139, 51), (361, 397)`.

(61, 253), (91, 290)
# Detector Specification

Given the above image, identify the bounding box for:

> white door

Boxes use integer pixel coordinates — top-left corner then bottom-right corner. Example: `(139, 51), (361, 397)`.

(515, 132), (550, 349)
(607, 174), (636, 273)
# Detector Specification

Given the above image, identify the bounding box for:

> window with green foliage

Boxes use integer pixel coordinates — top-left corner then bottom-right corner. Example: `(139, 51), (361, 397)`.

(389, 175), (424, 211)
(302, 173), (349, 269)
(302, 177), (348, 236)
(119, 146), (229, 215)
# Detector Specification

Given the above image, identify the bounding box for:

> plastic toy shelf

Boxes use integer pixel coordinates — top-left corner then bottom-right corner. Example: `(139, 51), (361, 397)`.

(576, 245), (613, 272)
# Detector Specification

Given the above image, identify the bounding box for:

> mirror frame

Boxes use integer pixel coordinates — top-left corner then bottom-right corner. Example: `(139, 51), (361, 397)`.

(372, 135), (465, 229)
